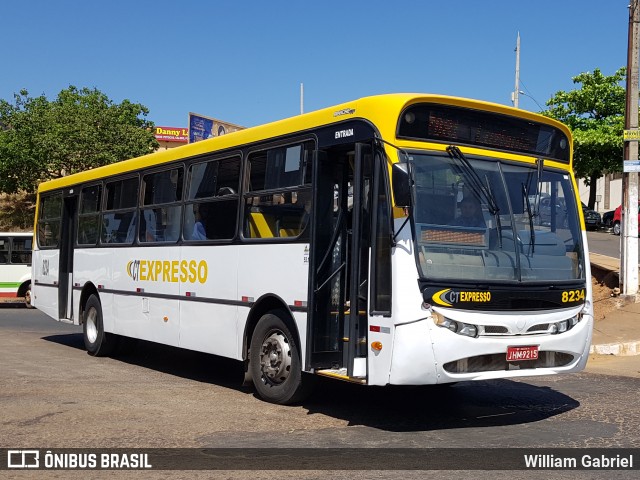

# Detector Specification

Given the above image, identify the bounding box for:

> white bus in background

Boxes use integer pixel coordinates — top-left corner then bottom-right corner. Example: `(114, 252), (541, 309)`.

(0, 232), (34, 308)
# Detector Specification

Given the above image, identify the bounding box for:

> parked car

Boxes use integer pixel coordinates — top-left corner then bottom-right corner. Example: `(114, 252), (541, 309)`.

(581, 202), (602, 230)
(612, 203), (640, 235)
(602, 209), (615, 229)
(613, 205), (622, 235)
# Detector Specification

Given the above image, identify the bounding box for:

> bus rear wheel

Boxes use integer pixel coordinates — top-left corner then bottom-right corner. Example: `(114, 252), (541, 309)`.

(83, 294), (115, 357)
(249, 312), (309, 405)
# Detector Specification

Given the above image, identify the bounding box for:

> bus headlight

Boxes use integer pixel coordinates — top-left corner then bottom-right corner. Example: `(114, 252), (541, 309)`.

(552, 314), (582, 334)
(433, 313), (458, 333)
(458, 324), (478, 337)
(433, 313), (477, 338)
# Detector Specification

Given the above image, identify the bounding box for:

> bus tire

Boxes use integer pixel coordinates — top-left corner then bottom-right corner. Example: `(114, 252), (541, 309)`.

(249, 311), (309, 405)
(24, 284), (35, 309)
(83, 294), (115, 357)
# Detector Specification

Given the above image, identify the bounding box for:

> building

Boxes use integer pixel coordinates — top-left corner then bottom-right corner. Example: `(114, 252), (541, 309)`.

(577, 173), (623, 213)
(154, 126), (189, 151)
(154, 118), (245, 151)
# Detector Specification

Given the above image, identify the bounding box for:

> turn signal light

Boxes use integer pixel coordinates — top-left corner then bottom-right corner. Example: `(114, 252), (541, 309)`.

(371, 341), (383, 351)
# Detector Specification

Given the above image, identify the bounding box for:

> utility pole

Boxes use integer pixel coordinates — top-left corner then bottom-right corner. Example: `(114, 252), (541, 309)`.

(512, 32), (520, 108)
(621, 0), (640, 298)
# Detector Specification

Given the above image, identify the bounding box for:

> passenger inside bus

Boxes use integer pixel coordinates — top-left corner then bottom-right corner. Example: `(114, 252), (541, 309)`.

(192, 203), (207, 240)
(143, 209), (157, 242)
(449, 196), (486, 228)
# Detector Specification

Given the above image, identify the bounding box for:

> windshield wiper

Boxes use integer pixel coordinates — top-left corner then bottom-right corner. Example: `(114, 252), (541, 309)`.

(534, 157), (544, 218)
(446, 145), (503, 247)
(522, 183), (535, 254)
(484, 172), (503, 248)
(446, 146), (499, 215)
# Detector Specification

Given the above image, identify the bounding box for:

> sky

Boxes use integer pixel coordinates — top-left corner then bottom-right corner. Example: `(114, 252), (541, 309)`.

(1, 1), (629, 129)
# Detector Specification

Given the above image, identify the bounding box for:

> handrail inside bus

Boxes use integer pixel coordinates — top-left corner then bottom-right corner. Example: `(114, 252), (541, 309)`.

(315, 208), (345, 276)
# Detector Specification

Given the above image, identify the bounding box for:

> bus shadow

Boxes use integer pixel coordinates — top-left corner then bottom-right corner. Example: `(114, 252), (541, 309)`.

(0, 302), (28, 309)
(41, 333), (579, 432)
(300, 376), (579, 432)
(42, 332), (85, 350)
(41, 333), (246, 389)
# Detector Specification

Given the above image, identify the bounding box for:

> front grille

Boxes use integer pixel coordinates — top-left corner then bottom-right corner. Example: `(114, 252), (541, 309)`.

(479, 323), (553, 336)
(443, 352), (574, 373)
(527, 323), (550, 332)
(483, 325), (509, 334)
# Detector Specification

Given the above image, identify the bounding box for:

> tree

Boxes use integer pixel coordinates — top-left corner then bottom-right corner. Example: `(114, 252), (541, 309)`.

(543, 68), (626, 209)
(0, 86), (158, 195)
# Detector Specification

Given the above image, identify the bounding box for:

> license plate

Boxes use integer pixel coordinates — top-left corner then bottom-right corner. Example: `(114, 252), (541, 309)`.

(506, 345), (539, 362)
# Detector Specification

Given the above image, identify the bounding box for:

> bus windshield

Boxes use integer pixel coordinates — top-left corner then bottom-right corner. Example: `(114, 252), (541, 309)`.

(409, 151), (585, 285)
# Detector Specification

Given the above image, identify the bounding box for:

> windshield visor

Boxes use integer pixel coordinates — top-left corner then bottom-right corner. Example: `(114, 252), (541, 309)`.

(410, 153), (585, 284)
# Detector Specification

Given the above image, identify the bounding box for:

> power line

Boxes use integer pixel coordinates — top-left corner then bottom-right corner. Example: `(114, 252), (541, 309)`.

(518, 80), (544, 111)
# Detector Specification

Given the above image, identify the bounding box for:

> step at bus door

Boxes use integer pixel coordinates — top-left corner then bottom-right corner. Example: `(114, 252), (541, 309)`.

(307, 144), (372, 378)
(58, 191), (77, 320)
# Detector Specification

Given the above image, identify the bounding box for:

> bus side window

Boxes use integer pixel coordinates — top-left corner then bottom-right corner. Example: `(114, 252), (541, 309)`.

(102, 177), (138, 245)
(141, 208), (159, 242)
(140, 167), (183, 243)
(10, 237), (33, 264)
(184, 157), (240, 242)
(37, 194), (63, 248)
(244, 142), (313, 239)
(78, 184), (102, 246)
(207, 198), (238, 239)
(0, 238), (8, 264)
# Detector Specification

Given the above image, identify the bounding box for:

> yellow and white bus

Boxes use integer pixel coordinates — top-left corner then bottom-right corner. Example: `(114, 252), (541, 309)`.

(0, 232), (33, 308)
(32, 94), (593, 404)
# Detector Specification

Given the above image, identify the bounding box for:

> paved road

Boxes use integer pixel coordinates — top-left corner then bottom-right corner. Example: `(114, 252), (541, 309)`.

(586, 230), (623, 259)
(1, 308), (639, 479)
(587, 227), (640, 262)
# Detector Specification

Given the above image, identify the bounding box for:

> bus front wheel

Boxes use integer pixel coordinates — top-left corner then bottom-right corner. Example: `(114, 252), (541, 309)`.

(249, 312), (309, 405)
(83, 294), (115, 357)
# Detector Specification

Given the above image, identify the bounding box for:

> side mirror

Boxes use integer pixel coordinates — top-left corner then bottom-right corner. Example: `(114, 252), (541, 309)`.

(392, 162), (412, 208)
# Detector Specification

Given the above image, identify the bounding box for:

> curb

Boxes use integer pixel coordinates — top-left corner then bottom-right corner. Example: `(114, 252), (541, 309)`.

(589, 341), (640, 356)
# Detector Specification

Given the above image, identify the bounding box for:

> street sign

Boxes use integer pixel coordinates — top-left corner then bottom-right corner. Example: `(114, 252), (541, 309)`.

(623, 160), (640, 172)
(623, 129), (640, 141)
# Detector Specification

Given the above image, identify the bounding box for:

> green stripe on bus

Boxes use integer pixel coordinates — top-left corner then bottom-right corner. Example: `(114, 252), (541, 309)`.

(0, 282), (21, 288)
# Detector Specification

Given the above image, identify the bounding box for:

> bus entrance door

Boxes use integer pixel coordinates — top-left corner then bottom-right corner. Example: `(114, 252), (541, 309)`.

(307, 144), (372, 381)
(58, 191), (77, 321)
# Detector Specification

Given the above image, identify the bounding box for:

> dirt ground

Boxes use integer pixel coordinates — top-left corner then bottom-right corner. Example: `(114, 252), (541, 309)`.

(591, 267), (621, 321)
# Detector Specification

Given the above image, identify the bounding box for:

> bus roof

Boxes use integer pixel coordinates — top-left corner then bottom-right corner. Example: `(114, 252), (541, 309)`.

(37, 93), (572, 193)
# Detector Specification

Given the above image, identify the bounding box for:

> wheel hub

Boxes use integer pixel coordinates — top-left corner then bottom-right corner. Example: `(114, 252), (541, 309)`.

(259, 331), (291, 384)
(86, 307), (98, 344)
